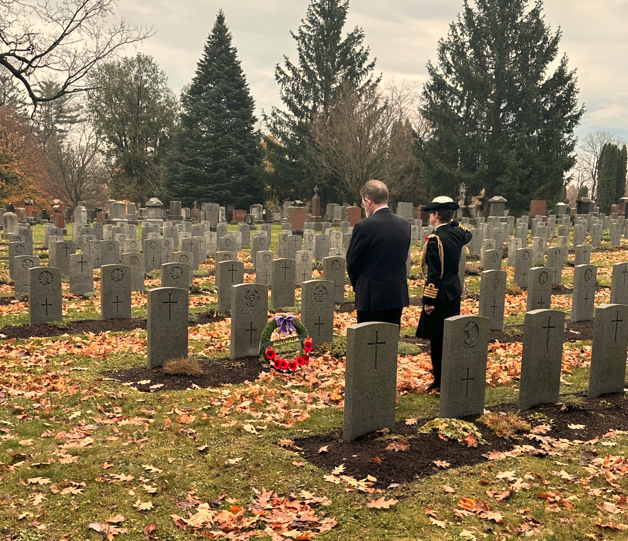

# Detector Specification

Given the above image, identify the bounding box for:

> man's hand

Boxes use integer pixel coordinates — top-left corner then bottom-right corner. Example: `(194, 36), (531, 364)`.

(423, 304), (435, 315)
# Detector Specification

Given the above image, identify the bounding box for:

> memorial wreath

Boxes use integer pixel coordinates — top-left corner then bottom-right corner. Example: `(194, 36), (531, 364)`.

(260, 314), (312, 372)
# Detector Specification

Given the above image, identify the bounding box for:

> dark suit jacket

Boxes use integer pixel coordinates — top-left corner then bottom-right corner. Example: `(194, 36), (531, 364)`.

(346, 207), (411, 311)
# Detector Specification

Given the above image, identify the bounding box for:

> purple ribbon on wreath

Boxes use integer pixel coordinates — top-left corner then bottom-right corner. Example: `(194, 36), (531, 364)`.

(275, 315), (296, 335)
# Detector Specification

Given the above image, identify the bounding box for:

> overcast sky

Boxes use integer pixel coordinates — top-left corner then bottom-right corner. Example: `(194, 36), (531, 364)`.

(119, 0), (628, 142)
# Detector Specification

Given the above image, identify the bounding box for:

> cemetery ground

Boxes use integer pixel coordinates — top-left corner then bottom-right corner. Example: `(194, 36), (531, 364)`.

(2, 227), (628, 540)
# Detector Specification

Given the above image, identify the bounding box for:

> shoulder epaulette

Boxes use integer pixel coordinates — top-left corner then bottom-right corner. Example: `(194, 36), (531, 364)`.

(459, 223), (470, 232)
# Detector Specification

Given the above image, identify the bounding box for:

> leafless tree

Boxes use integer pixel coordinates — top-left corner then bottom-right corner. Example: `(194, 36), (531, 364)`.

(0, 0), (152, 110)
(575, 130), (625, 198)
(310, 82), (424, 204)
(44, 122), (108, 208)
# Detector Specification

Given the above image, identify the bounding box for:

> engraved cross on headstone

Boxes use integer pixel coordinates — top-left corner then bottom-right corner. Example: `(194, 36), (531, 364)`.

(582, 292), (590, 309)
(163, 293), (178, 321)
(228, 264), (238, 282)
(537, 297), (546, 309)
(461, 367), (474, 398)
(41, 298), (52, 315)
(542, 316), (556, 350)
(78, 257), (88, 272)
(63, 244), (71, 256)
(612, 311), (623, 342)
(245, 322), (256, 344)
(281, 261), (290, 279)
(315, 316), (325, 337)
(367, 330), (386, 370)
(490, 299), (499, 317)
(112, 296), (122, 313)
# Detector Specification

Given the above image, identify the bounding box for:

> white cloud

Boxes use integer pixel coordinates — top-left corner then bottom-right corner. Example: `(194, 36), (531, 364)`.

(118, 0), (628, 140)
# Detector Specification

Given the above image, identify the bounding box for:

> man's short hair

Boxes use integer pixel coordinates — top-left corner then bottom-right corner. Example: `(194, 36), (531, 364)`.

(360, 180), (389, 204)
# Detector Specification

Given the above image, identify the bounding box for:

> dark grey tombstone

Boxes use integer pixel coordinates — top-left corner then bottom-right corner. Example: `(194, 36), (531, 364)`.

(230, 284), (268, 359)
(121, 252), (145, 292)
(610, 262), (628, 304)
(161, 262), (191, 290)
(439, 315), (490, 418)
(216, 260), (244, 313)
(478, 270), (507, 330)
(144, 239), (162, 271)
(343, 322), (399, 442)
(147, 287), (189, 369)
(296, 250), (313, 283)
(256, 251), (275, 286)
(101, 264), (132, 320)
(571, 264), (597, 322)
(588, 304), (628, 398)
(323, 256), (346, 304)
(526, 267), (552, 311)
(301, 280), (335, 348)
(29, 267), (63, 325)
(270, 258), (296, 309)
(574, 244), (591, 266)
(519, 309), (565, 410)
(69, 253), (94, 296)
(101, 240), (121, 267)
(13, 255), (40, 298)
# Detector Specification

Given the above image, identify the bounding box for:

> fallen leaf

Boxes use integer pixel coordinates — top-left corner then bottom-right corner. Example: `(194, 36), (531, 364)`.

(27, 477), (51, 485)
(443, 485), (456, 494)
(568, 424), (585, 430)
(133, 500), (154, 511)
(143, 465), (163, 474)
(332, 464), (345, 475)
(318, 445), (329, 454)
(102, 463), (114, 470)
(107, 515), (126, 524)
(385, 440), (410, 452)
(405, 418), (418, 426)
(370, 456), (382, 464)
(366, 497), (398, 509)
(279, 438), (296, 448)
(433, 460), (450, 468)
(224, 458), (242, 466)
(429, 517), (447, 529)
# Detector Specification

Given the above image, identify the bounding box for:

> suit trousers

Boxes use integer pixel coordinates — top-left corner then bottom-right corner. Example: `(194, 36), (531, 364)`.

(357, 308), (403, 326)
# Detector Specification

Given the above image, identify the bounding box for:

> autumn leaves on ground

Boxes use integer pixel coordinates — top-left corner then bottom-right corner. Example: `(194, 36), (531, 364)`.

(1, 225), (628, 540)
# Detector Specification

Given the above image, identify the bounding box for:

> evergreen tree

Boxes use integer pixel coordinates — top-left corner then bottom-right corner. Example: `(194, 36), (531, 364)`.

(164, 11), (263, 208)
(420, 0), (584, 215)
(264, 0), (379, 203)
(596, 143), (620, 214)
(617, 144), (627, 200)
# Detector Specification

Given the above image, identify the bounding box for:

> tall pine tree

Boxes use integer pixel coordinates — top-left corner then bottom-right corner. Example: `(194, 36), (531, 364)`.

(164, 11), (263, 208)
(420, 0), (584, 215)
(617, 145), (627, 201)
(596, 143), (620, 214)
(264, 0), (379, 203)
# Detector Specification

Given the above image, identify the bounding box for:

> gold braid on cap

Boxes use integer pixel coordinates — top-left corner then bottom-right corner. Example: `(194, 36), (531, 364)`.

(420, 234), (445, 279)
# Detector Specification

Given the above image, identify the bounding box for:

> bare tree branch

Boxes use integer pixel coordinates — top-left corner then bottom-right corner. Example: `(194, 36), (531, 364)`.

(575, 130), (625, 199)
(0, 0), (153, 110)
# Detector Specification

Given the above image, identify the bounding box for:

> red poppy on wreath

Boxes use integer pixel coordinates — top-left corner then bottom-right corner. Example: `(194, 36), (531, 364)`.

(296, 356), (306, 367)
(280, 359), (289, 371)
(304, 355), (310, 365)
(273, 359), (282, 370)
(289, 360), (298, 371)
(303, 337), (313, 353)
(266, 346), (276, 360)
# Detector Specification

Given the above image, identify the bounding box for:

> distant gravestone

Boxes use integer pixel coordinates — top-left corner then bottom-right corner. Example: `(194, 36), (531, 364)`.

(147, 287), (189, 369)
(519, 309), (565, 410)
(124, 239), (141, 253)
(215, 250), (236, 264)
(458, 248), (467, 290)
(532, 237), (546, 265)
(52, 241), (75, 276)
(588, 304), (628, 398)
(69, 254), (94, 296)
(546, 246), (563, 286)
(121, 252), (145, 292)
(343, 322), (399, 442)
(230, 283), (268, 359)
(483, 249), (502, 271)
(478, 270), (507, 330)
(507, 238), (522, 267)
(571, 264), (597, 322)
(314, 234), (330, 261)
(8, 242), (28, 279)
(101, 264), (132, 320)
(303, 230), (315, 253)
(101, 240), (121, 267)
(480, 239), (496, 268)
(216, 222), (228, 239)
(251, 234), (269, 270)
(161, 262), (191, 290)
(296, 250), (313, 283)
(181, 237), (200, 270)
(172, 252), (194, 284)
(161, 237), (175, 264)
(256, 251), (275, 286)
(301, 280), (335, 348)
(610, 262), (628, 304)
(29, 267), (63, 325)
(575, 244), (591, 266)
(13, 255), (40, 298)
(271, 258), (296, 309)
(89, 240), (102, 268)
(323, 256), (346, 304)
(216, 260), (244, 313)
(573, 224), (586, 249)
(218, 234), (237, 253)
(144, 239), (162, 271)
(526, 267), (552, 311)
(286, 234), (301, 260)
(439, 315), (490, 418)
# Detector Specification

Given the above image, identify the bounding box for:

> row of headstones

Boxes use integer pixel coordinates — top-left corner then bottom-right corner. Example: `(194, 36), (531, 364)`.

(344, 306), (628, 442)
(216, 255), (347, 312)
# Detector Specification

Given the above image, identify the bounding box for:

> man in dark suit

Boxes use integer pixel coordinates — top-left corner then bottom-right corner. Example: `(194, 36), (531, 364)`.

(416, 196), (473, 392)
(346, 180), (412, 326)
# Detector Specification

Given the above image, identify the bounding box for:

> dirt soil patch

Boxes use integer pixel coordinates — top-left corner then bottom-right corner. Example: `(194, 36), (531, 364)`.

(103, 355), (268, 391)
(0, 311), (227, 339)
(293, 392), (628, 488)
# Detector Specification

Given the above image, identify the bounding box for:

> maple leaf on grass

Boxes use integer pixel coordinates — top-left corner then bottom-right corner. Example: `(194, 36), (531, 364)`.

(366, 496), (398, 509)
(134, 499), (154, 511)
(331, 464), (345, 475)
(385, 440), (410, 452)
(87, 522), (128, 539)
(429, 517), (447, 528)
(433, 460), (450, 468)
(405, 418), (418, 426)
